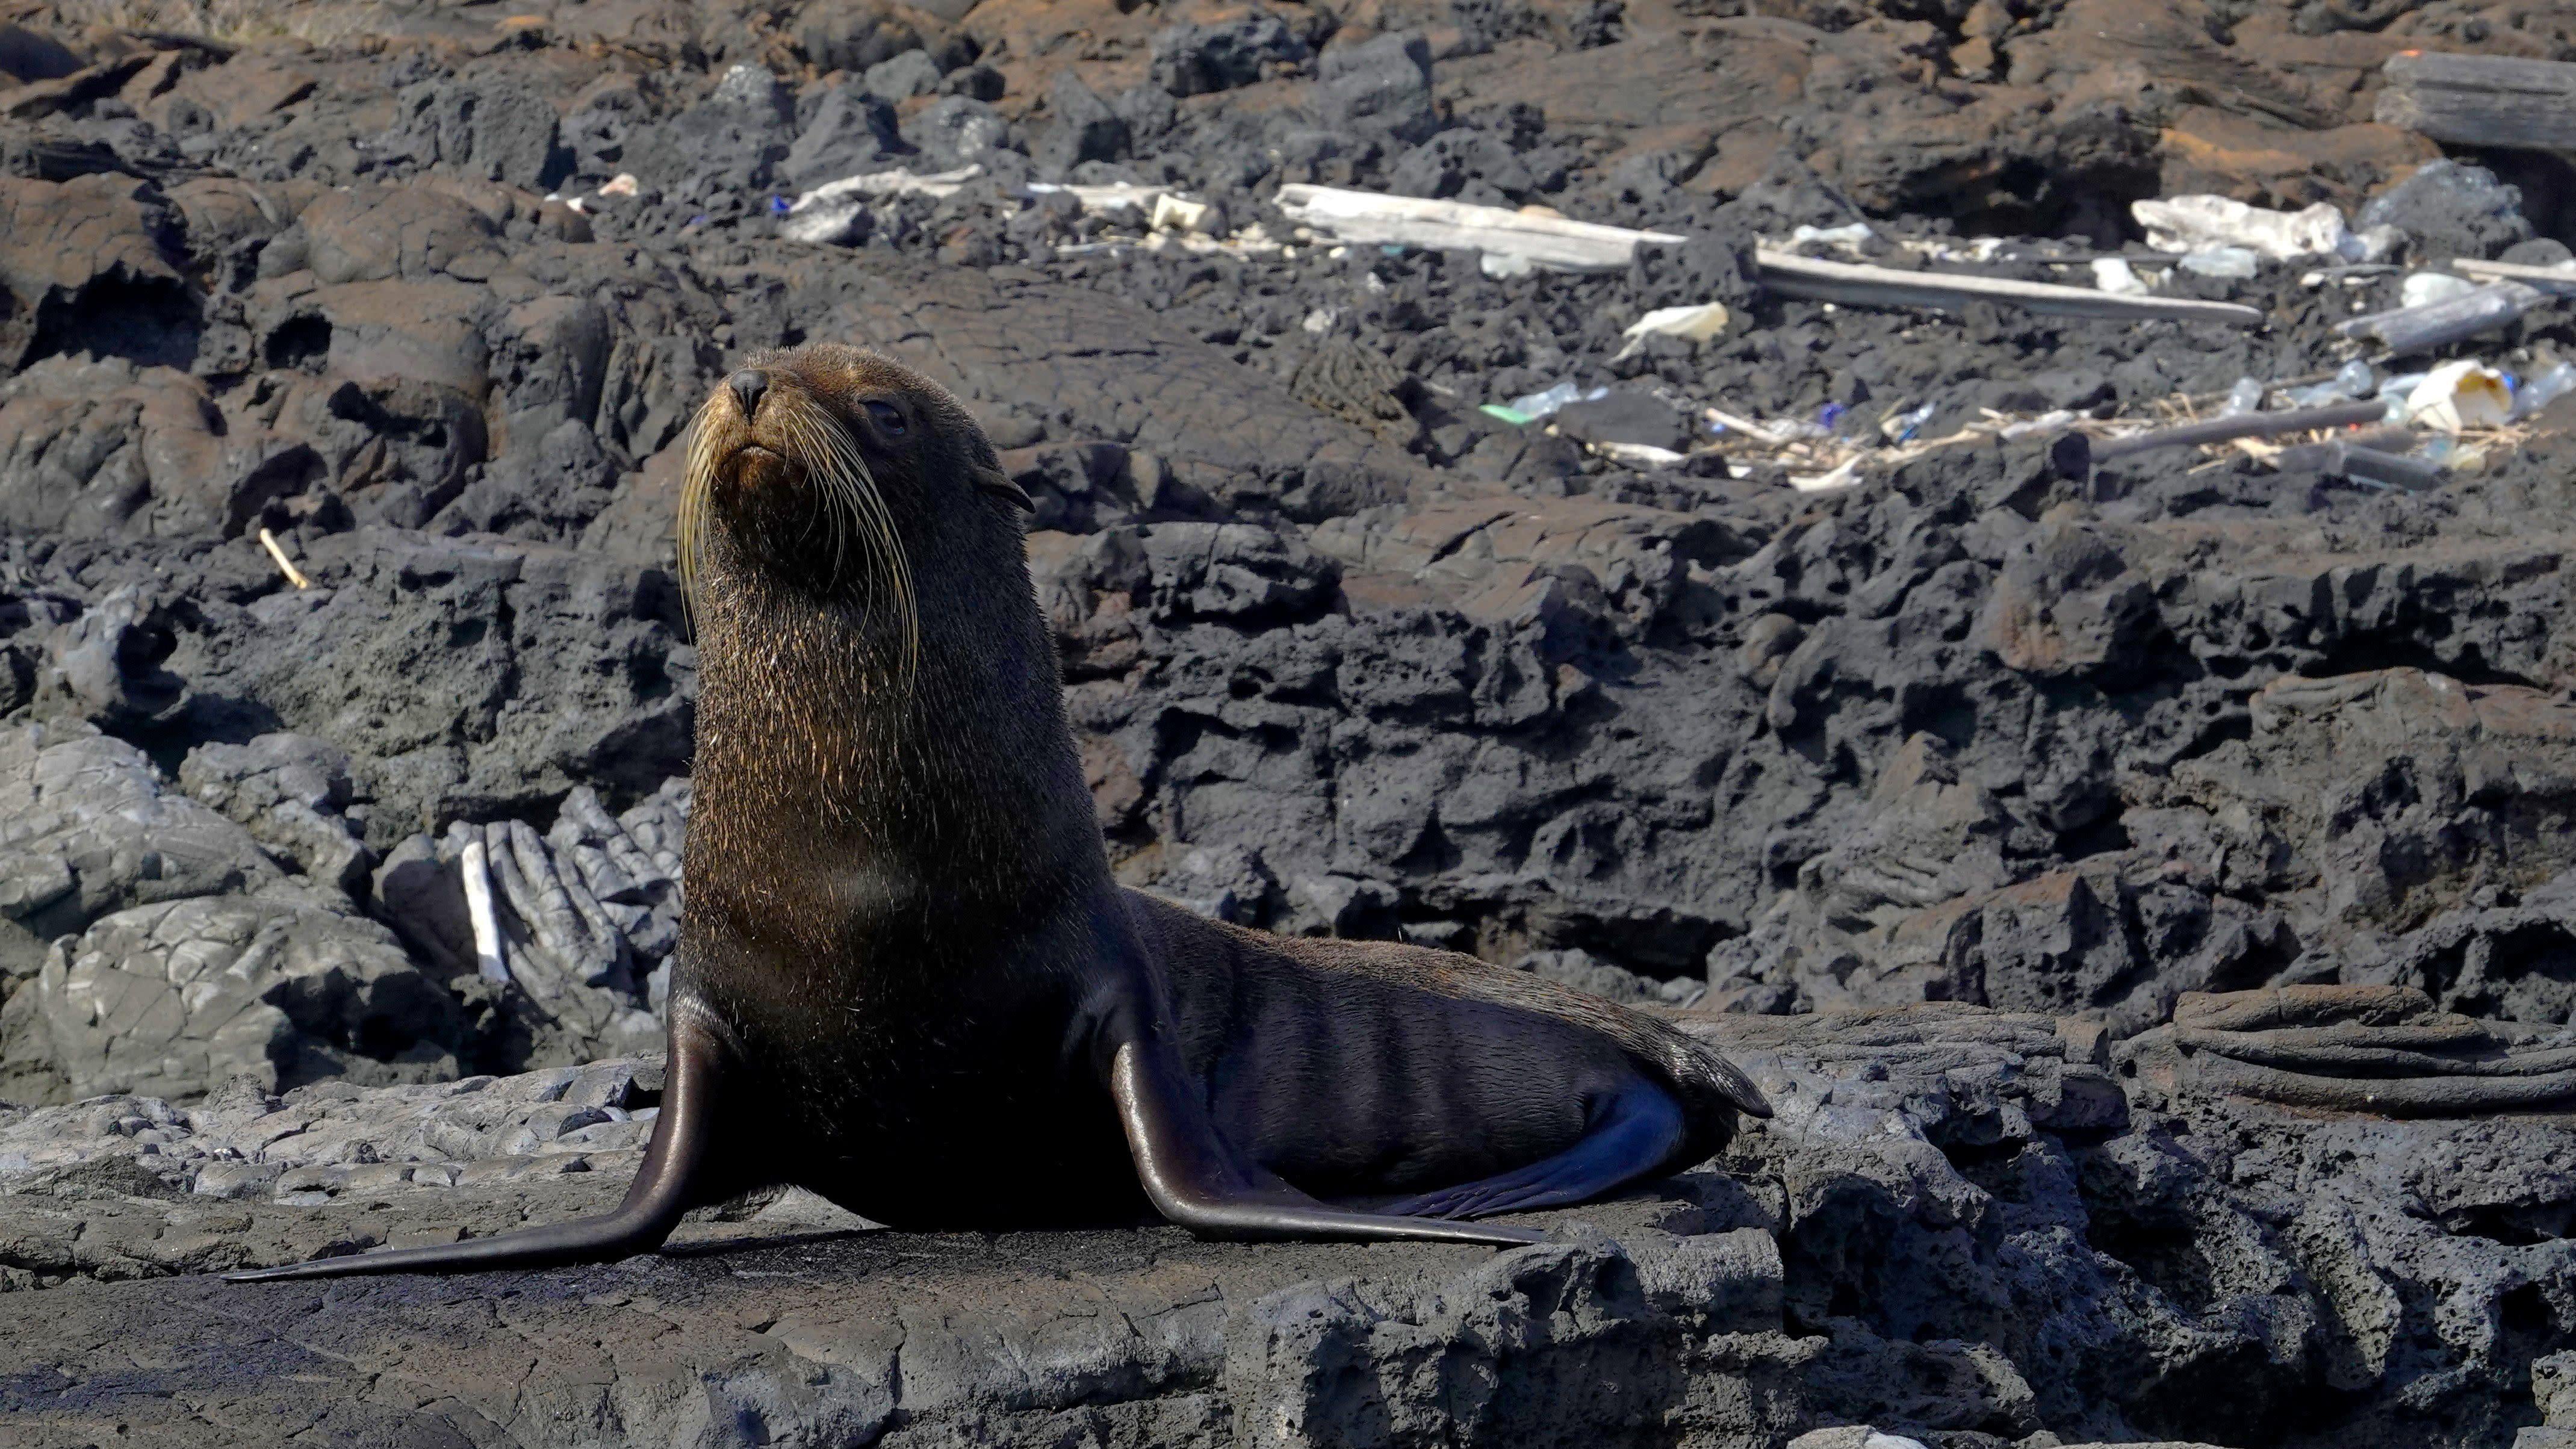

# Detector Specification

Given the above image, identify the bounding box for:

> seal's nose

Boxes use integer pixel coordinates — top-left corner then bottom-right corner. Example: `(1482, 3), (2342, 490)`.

(728, 369), (769, 418)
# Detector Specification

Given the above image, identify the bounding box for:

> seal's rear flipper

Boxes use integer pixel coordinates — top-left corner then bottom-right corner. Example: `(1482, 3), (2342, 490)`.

(1381, 1082), (1688, 1220)
(226, 999), (739, 1282)
(1108, 1040), (1543, 1249)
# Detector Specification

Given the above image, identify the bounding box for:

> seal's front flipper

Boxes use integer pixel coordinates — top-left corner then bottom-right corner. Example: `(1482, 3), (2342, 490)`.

(1383, 1082), (1688, 1220)
(1108, 1040), (1542, 1249)
(226, 999), (740, 1282)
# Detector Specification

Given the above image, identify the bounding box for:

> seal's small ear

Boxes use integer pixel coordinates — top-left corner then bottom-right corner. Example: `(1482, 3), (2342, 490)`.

(972, 465), (1034, 512)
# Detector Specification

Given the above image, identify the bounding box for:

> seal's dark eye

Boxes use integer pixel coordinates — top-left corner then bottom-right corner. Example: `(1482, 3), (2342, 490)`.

(863, 401), (907, 436)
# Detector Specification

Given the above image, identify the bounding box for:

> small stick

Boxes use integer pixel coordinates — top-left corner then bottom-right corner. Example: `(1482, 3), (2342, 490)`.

(258, 528), (311, 589)
(1704, 406), (1786, 445)
(460, 839), (512, 986)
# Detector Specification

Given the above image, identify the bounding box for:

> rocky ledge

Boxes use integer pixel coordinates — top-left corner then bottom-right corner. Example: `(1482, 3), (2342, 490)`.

(5, 996), (2571, 1449)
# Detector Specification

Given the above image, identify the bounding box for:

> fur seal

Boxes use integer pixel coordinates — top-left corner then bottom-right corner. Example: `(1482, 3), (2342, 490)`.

(228, 345), (1771, 1280)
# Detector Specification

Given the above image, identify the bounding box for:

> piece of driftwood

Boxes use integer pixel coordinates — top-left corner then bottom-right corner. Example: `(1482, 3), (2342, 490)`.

(2336, 279), (2545, 355)
(2052, 398), (2388, 477)
(1752, 249), (2266, 325)
(1274, 183), (1686, 270)
(2376, 51), (2576, 152)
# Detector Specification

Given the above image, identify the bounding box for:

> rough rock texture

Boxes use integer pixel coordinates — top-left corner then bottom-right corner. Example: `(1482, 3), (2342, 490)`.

(5, 0), (2576, 1441)
(2, 1003), (2569, 1448)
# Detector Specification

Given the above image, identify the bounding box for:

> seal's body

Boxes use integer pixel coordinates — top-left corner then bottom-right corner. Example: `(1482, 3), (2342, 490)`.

(231, 346), (1769, 1280)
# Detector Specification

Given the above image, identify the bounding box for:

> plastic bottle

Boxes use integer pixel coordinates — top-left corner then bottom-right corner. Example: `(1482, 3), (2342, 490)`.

(1506, 381), (1607, 420)
(2218, 377), (2264, 417)
(2513, 361), (2576, 418)
(2335, 359), (2374, 397)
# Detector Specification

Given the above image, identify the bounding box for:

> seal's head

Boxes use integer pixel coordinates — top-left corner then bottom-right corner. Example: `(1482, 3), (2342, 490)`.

(678, 344), (1032, 666)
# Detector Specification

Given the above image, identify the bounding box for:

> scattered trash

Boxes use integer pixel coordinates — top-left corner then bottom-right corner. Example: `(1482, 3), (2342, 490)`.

(1481, 252), (1538, 279)
(2336, 279), (2544, 355)
(1025, 181), (1168, 217)
(2513, 359), (2576, 418)
(2450, 255), (2576, 294)
(2218, 377), (2265, 417)
(2338, 359), (2377, 396)
(1479, 403), (1534, 426)
(1884, 402), (1938, 443)
(1789, 458), (1861, 493)
(1753, 247), (2264, 325)
(596, 172), (639, 199)
(459, 838), (512, 987)
(2400, 271), (2480, 308)
(1150, 193), (1212, 233)
(1275, 183), (1684, 272)
(1592, 441), (1686, 467)
(1704, 406), (1784, 445)
(1817, 402), (1848, 430)
(768, 195), (790, 216)
(2363, 157), (2534, 262)
(1509, 380), (1608, 418)
(1789, 222), (1875, 250)
(257, 528), (309, 590)
(2090, 258), (2147, 295)
(1621, 302), (1732, 344)
(2273, 438), (2446, 491)
(2177, 246), (2259, 279)
(781, 164), (985, 244)
(2131, 194), (2368, 262)
(2404, 359), (2513, 432)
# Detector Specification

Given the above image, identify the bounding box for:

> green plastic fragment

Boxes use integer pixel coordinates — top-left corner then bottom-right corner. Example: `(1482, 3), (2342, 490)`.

(1480, 403), (1534, 426)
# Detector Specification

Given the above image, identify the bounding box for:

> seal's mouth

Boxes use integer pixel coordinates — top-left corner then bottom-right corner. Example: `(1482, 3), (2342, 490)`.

(678, 374), (920, 688)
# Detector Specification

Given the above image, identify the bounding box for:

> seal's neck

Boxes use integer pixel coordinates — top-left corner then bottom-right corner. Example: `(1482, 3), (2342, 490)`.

(683, 552), (1110, 923)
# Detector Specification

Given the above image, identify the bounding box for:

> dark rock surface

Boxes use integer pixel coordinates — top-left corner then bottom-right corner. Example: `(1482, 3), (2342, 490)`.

(4, 0), (2576, 1442)
(2, 1001), (2569, 1448)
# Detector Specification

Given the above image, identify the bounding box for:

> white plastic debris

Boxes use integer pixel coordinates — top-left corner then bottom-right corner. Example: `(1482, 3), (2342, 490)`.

(459, 839), (511, 987)
(596, 172), (639, 199)
(2516, 360), (2576, 418)
(1622, 302), (1733, 343)
(2405, 359), (2513, 432)
(1025, 181), (1169, 217)
(1789, 222), (1875, 249)
(1593, 441), (1686, 467)
(2089, 258), (2147, 295)
(2177, 246), (2259, 279)
(781, 164), (985, 244)
(1510, 380), (1608, 418)
(2132, 195), (2352, 261)
(1481, 252), (1537, 278)
(2400, 270), (2481, 309)
(1789, 458), (1861, 492)
(1150, 193), (1212, 232)
(1276, 183), (1685, 272)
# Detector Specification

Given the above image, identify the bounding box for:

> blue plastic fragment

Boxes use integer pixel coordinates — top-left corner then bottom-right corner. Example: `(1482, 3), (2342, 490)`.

(1819, 402), (1847, 429)
(770, 196), (791, 216)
